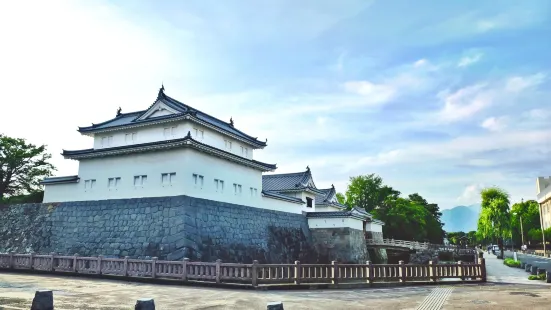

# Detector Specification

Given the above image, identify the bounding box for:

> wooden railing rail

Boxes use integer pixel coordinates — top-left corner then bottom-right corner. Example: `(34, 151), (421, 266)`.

(0, 252), (486, 287)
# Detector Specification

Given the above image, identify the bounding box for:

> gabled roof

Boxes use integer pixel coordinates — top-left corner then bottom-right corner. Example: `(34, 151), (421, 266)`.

(314, 185), (347, 210)
(262, 166), (319, 192)
(62, 131), (276, 172)
(77, 87), (267, 148)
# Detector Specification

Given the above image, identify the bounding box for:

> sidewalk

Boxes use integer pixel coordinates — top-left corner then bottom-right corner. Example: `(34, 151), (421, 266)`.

(485, 253), (548, 285)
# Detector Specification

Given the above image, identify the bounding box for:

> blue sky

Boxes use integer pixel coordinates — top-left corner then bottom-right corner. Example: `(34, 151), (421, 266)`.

(1, 0), (550, 209)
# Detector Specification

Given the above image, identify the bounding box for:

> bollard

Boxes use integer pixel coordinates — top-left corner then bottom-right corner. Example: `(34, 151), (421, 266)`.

(547, 271), (551, 283)
(30, 290), (53, 310)
(267, 301), (284, 310)
(521, 262), (526, 269)
(135, 298), (155, 310)
(538, 268), (546, 276)
(525, 264), (532, 272)
(531, 265), (538, 275)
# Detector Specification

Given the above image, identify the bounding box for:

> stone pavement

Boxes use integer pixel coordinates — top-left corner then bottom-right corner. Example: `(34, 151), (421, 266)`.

(485, 252), (549, 285)
(2, 271), (551, 309)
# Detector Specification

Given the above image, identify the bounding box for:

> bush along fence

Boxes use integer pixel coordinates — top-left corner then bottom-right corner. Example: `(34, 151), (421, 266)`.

(0, 253), (486, 287)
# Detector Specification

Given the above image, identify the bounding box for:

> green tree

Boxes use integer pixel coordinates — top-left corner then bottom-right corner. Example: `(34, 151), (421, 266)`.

(446, 231), (466, 245)
(0, 134), (55, 201)
(477, 187), (511, 257)
(344, 174), (400, 213)
(510, 200), (540, 245)
(373, 197), (430, 241)
(336, 192), (346, 205)
(408, 193), (445, 244)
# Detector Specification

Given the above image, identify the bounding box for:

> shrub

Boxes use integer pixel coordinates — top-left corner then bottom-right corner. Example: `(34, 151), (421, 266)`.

(503, 258), (521, 267)
(528, 273), (546, 280)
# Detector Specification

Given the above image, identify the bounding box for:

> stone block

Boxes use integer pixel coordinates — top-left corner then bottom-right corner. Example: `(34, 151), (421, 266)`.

(546, 271), (551, 283)
(531, 265), (538, 275)
(521, 262), (526, 269)
(525, 264), (532, 272)
(267, 302), (284, 310)
(135, 298), (155, 310)
(538, 268), (546, 276)
(31, 290), (53, 310)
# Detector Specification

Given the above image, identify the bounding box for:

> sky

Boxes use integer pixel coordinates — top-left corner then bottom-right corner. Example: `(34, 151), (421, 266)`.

(0, 0), (550, 209)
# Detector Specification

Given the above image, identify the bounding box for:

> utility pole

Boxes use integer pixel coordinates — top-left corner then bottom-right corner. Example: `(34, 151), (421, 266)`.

(539, 202), (547, 255)
(520, 215), (525, 246)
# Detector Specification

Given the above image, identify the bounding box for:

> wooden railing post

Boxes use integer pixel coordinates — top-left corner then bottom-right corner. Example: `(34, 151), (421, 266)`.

(457, 261), (464, 281)
(8, 251), (14, 269)
(216, 259), (222, 284)
(73, 253), (78, 273)
(123, 256), (129, 276)
(152, 257), (157, 279)
(294, 261), (301, 285)
(50, 253), (55, 271)
(366, 261), (373, 285)
(331, 261), (339, 285)
(182, 258), (189, 281)
(478, 257), (486, 282)
(429, 261), (437, 282)
(399, 260), (406, 283)
(251, 260), (259, 287)
(29, 253), (34, 269)
(97, 255), (103, 275)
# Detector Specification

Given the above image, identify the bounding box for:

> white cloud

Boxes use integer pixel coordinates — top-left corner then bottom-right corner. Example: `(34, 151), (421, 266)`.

(343, 81), (397, 105)
(481, 116), (507, 132)
(456, 183), (485, 204)
(505, 73), (546, 93)
(458, 53), (483, 67)
(437, 84), (495, 122)
(414, 59), (428, 67)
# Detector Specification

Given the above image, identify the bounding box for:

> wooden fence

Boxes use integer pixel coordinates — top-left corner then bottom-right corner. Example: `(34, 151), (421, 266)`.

(0, 253), (486, 287)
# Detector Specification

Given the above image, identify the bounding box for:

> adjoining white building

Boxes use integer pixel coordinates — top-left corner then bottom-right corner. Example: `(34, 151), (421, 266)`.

(537, 176), (551, 230)
(42, 86), (383, 233)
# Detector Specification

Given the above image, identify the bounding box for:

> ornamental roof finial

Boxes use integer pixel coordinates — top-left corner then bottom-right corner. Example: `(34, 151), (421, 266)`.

(306, 165), (310, 171)
(229, 117), (234, 127)
(332, 184), (335, 188)
(116, 107), (122, 116)
(186, 131), (191, 138)
(157, 83), (165, 99)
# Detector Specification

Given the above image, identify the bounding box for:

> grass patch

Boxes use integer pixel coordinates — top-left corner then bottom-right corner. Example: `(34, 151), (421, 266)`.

(503, 258), (521, 267)
(528, 274), (546, 280)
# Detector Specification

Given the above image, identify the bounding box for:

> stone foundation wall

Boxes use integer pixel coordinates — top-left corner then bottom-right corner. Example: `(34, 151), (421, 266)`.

(310, 228), (369, 263)
(0, 196), (316, 263)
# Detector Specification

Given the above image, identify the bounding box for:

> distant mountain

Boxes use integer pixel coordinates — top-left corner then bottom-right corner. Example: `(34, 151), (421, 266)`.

(441, 204), (481, 233)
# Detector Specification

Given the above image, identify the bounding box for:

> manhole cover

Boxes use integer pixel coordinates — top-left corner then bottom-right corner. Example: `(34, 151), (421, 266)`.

(509, 292), (540, 297)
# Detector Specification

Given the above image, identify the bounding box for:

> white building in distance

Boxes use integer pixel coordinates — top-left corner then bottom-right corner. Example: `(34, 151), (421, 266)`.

(42, 86), (383, 233)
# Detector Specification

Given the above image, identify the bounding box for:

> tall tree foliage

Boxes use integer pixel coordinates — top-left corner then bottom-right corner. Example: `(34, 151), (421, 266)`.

(342, 174), (445, 243)
(510, 199), (540, 245)
(0, 134), (55, 200)
(477, 187), (511, 256)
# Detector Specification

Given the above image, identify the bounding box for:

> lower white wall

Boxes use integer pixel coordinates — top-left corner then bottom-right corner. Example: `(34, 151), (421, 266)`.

(365, 222), (383, 233)
(43, 182), (81, 203)
(307, 217), (364, 230)
(43, 148), (307, 215)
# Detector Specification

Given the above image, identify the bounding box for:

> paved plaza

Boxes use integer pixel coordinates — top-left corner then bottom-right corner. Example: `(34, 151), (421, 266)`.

(1, 254), (550, 309)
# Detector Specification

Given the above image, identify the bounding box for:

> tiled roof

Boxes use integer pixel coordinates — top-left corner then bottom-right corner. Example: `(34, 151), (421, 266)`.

(62, 132), (276, 172)
(262, 167), (317, 192)
(77, 88), (267, 148)
(305, 210), (368, 220)
(262, 190), (304, 204)
(41, 175), (80, 185)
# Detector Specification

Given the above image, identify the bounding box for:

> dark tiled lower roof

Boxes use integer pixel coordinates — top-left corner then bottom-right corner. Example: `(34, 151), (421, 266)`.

(41, 175), (80, 185)
(262, 190), (304, 204)
(62, 133), (276, 172)
(77, 89), (267, 148)
(262, 168), (316, 192)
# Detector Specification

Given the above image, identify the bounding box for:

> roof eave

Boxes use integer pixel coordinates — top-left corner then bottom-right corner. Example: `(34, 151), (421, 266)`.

(62, 137), (276, 172)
